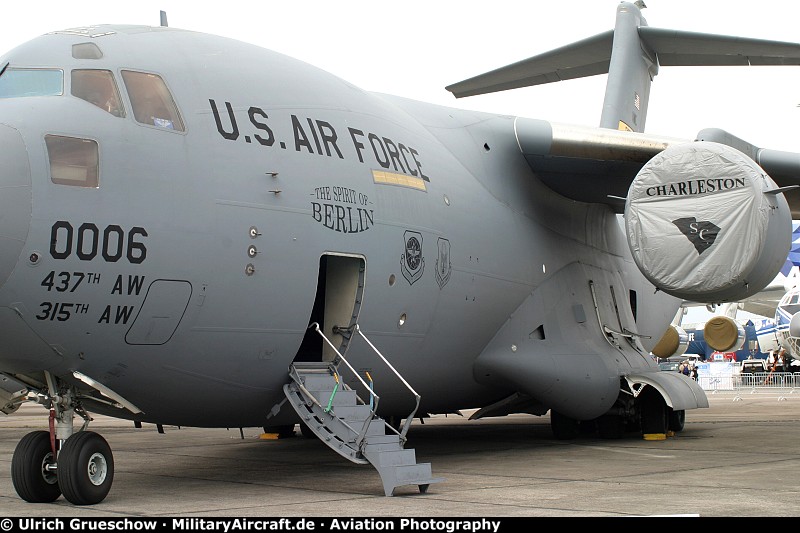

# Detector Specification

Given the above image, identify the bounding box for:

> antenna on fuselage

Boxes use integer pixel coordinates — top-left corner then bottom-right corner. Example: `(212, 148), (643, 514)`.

(160, 10), (168, 27)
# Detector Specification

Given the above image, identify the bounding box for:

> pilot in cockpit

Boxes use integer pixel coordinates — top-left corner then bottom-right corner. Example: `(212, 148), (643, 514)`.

(72, 69), (123, 117)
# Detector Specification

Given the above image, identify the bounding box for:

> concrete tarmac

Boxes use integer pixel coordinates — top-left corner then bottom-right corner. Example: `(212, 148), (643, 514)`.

(1, 389), (799, 518)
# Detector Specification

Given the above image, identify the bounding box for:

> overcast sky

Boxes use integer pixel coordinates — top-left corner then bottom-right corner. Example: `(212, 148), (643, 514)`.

(1, 0), (799, 152)
(2, 1), (797, 323)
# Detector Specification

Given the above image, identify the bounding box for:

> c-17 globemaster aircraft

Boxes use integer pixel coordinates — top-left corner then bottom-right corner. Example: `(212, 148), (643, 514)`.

(2, 1), (800, 505)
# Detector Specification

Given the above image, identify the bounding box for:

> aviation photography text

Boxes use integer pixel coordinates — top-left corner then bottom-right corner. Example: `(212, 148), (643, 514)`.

(3, 518), (505, 533)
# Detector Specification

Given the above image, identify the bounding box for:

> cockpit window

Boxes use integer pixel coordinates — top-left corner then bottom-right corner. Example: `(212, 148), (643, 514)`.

(45, 135), (99, 188)
(0, 68), (63, 98)
(71, 69), (125, 117)
(121, 70), (184, 131)
(72, 43), (103, 60)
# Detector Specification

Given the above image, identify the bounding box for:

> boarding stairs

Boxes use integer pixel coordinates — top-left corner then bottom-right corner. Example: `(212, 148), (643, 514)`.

(283, 323), (443, 496)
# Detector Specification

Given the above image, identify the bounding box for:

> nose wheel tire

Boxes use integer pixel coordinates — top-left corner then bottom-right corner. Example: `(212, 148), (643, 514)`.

(57, 431), (114, 505)
(11, 430), (61, 503)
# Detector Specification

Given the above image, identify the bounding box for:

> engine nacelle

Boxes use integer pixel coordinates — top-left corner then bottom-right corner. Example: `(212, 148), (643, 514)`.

(651, 324), (689, 359)
(704, 315), (745, 352)
(625, 141), (791, 302)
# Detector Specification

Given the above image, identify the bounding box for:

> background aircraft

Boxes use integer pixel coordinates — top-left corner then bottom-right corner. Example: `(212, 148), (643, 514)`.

(679, 223), (800, 362)
(1, 1), (799, 506)
(682, 315), (774, 361)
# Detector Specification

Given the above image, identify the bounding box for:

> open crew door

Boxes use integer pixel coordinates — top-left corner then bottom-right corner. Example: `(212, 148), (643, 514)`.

(295, 254), (365, 362)
(283, 253), (442, 496)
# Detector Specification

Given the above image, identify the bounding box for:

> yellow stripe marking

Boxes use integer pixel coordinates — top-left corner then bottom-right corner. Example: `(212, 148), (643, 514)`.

(372, 170), (427, 191)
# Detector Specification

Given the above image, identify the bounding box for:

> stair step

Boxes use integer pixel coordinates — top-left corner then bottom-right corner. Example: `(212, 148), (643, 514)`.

(300, 373), (339, 390)
(330, 404), (372, 419)
(343, 418), (387, 436)
(392, 462), (434, 483)
(364, 434), (401, 445)
(363, 439), (403, 453)
(370, 448), (417, 467)
(284, 360), (444, 496)
(311, 389), (357, 406)
(292, 361), (331, 370)
(282, 384), (368, 465)
(368, 418), (388, 435)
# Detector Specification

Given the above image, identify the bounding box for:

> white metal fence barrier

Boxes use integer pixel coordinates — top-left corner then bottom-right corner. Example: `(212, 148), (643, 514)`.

(698, 372), (800, 400)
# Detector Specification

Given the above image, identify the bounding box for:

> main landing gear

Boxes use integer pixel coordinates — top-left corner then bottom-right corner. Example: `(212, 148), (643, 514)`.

(11, 376), (114, 505)
(550, 386), (685, 441)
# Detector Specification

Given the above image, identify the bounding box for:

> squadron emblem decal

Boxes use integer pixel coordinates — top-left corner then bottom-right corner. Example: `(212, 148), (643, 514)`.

(672, 217), (720, 254)
(435, 238), (451, 289)
(401, 231), (424, 285)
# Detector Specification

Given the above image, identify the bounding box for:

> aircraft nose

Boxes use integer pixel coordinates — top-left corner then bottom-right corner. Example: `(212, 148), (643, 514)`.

(0, 124), (32, 289)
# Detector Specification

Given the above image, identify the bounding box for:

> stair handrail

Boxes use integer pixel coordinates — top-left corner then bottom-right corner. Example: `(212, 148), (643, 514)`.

(353, 324), (421, 440)
(308, 322), (381, 446)
(307, 322), (422, 444)
(308, 322), (381, 416)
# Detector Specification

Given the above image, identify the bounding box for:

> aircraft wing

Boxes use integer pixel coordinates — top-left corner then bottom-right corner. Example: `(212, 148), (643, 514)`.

(447, 29), (800, 98)
(738, 289), (786, 318)
(512, 121), (800, 217)
(740, 223), (800, 317)
(638, 28), (800, 66)
(445, 31), (614, 98)
(449, 27), (800, 217)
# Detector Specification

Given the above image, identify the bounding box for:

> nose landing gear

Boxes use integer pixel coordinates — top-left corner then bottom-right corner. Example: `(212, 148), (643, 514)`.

(10, 376), (115, 505)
